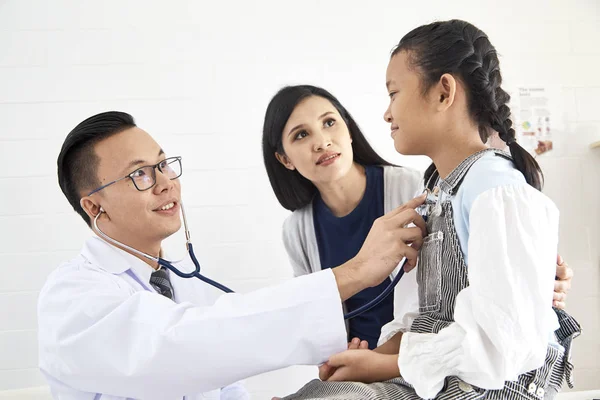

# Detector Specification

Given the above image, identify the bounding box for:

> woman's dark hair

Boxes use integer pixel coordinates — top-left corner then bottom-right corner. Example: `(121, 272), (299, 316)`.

(393, 19), (543, 190)
(262, 85), (394, 211)
(57, 111), (136, 226)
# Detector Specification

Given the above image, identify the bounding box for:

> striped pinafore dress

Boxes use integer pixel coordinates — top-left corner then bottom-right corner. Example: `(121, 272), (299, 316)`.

(284, 149), (581, 400)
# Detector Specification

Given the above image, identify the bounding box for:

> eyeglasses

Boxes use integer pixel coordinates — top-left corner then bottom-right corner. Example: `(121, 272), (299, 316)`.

(87, 156), (183, 196)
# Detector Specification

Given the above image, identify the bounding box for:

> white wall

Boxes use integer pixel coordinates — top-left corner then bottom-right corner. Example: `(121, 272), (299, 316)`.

(0, 0), (598, 397)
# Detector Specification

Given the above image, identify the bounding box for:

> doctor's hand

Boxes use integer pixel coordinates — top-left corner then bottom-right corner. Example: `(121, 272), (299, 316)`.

(333, 193), (426, 301)
(318, 337), (369, 381)
(554, 254), (573, 309)
(356, 193), (426, 278)
(325, 349), (400, 383)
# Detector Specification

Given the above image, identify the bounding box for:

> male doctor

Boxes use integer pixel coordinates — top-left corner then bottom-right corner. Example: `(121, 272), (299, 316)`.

(38, 111), (429, 399)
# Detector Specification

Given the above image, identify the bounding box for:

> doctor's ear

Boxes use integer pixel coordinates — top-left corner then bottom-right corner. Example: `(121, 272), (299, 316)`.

(80, 197), (104, 220)
(275, 152), (295, 171)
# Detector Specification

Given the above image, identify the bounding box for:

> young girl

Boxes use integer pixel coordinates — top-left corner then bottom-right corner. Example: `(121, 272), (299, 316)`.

(262, 85), (573, 352)
(276, 20), (580, 400)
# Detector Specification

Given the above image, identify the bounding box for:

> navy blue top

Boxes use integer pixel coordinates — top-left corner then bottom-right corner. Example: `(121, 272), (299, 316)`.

(313, 166), (394, 349)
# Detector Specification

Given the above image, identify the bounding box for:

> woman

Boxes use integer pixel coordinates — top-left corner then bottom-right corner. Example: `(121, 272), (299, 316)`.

(263, 85), (422, 349)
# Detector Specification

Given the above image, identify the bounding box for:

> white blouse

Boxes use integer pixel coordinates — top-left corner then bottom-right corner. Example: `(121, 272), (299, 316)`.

(380, 175), (560, 398)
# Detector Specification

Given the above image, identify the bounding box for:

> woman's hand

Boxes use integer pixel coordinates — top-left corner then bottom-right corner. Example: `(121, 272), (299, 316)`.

(554, 254), (573, 309)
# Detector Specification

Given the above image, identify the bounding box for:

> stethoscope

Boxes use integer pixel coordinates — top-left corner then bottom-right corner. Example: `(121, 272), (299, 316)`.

(345, 188), (437, 320)
(93, 192), (436, 320)
(93, 202), (234, 294)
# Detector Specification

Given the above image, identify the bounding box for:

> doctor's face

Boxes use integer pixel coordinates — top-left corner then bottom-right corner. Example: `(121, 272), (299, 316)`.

(87, 127), (182, 249)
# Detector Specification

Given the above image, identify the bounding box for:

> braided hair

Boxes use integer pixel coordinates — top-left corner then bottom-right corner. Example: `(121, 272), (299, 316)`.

(392, 20), (543, 190)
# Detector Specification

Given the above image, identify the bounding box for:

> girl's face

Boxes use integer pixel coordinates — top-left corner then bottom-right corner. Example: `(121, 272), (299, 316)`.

(277, 96), (354, 185)
(383, 51), (443, 156)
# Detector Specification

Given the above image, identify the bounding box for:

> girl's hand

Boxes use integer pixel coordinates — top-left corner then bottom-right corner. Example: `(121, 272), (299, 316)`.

(318, 337), (368, 380)
(326, 349), (400, 383)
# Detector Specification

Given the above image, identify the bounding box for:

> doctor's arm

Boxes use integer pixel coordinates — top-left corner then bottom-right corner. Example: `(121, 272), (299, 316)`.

(37, 196), (425, 399)
(220, 381), (250, 400)
(38, 269), (348, 399)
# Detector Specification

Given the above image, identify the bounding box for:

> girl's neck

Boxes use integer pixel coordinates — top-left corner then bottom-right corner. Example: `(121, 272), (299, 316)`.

(314, 163), (367, 217)
(428, 129), (488, 180)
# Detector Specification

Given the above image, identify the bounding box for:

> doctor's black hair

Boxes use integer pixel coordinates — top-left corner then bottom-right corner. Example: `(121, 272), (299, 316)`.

(57, 111), (136, 227)
(392, 19), (543, 190)
(262, 85), (395, 211)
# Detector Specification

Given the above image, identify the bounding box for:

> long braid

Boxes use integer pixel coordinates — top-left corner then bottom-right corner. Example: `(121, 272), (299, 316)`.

(464, 33), (543, 190)
(394, 20), (543, 190)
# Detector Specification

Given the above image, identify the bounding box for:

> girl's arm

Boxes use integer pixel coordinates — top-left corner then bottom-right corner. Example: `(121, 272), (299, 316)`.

(398, 185), (559, 399)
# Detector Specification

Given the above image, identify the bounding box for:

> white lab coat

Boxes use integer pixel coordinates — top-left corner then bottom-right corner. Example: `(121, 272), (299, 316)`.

(38, 236), (348, 400)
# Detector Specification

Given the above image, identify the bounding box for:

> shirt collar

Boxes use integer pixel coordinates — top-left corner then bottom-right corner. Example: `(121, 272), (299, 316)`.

(81, 235), (156, 285)
(438, 149), (492, 195)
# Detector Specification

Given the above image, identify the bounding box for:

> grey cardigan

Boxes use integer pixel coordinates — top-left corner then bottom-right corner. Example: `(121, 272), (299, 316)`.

(281, 165), (423, 278)
(281, 165), (423, 336)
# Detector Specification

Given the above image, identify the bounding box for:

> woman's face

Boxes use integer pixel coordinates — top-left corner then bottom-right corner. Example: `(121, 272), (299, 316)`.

(277, 96), (354, 185)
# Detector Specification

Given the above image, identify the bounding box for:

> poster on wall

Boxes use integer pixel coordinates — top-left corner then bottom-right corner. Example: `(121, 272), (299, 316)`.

(511, 87), (553, 156)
